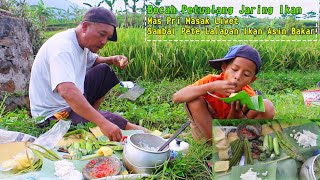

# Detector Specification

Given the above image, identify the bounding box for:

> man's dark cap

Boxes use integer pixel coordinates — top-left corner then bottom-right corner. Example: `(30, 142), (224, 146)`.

(208, 45), (262, 74)
(83, 7), (117, 41)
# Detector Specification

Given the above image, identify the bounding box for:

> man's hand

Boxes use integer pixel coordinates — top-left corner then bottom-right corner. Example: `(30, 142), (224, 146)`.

(57, 82), (123, 141)
(210, 80), (236, 97)
(99, 121), (123, 141)
(112, 55), (128, 69)
(227, 101), (247, 119)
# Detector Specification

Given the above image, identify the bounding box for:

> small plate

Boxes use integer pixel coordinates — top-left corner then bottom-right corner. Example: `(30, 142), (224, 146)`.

(82, 156), (122, 179)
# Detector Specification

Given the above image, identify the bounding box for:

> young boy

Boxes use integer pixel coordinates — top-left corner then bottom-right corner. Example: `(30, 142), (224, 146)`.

(173, 45), (275, 143)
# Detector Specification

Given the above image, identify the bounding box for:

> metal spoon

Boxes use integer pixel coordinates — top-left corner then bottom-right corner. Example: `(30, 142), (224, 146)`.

(158, 121), (191, 152)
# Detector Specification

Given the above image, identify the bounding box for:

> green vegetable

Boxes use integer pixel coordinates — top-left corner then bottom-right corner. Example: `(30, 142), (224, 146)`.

(110, 145), (124, 151)
(79, 140), (85, 150)
(267, 121), (305, 162)
(265, 149), (271, 157)
(263, 135), (269, 150)
(244, 138), (253, 165)
(268, 135), (273, 152)
(230, 139), (244, 168)
(79, 148), (88, 156)
(67, 146), (82, 160)
(258, 146), (266, 152)
(258, 136), (264, 142)
(28, 144), (61, 161)
(73, 142), (80, 150)
(93, 140), (101, 149)
(85, 141), (93, 154)
(273, 137), (280, 156)
(259, 153), (267, 161)
(64, 129), (88, 137)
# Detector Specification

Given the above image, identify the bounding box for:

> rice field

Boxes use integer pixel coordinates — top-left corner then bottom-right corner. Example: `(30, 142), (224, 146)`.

(98, 28), (319, 81)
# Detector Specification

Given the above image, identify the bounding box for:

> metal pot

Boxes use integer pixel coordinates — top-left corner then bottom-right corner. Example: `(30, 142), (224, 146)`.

(300, 154), (320, 180)
(123, 133), (170, 167)
(123, 148), (164, 174)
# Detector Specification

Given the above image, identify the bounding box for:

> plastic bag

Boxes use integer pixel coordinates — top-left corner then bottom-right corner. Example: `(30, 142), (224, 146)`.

(33, 120), (71, 149)
(0, 120), (71, 172)
(0, 130), (36, 144)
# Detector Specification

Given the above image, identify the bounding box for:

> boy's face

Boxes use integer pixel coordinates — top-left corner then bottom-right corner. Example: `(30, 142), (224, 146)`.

(221, 57), (257, 92)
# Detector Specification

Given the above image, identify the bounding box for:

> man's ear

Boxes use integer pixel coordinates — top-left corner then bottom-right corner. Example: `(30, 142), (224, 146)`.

(82, 21), (90, 32)
(250, 75), (257, 83)
(221, 62), (227, 72)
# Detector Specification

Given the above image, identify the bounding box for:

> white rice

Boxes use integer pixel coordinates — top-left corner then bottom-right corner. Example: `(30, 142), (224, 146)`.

(54, 160), (82, 180)
(138, 141), (159, 152)
(293, 129), (318, 148)
(240, 168), (262, 180)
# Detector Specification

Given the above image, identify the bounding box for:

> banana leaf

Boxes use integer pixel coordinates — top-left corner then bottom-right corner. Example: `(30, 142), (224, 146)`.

(283, 122), (320, 159)
(230, 161), (277, 180)
(207, 90), (265, 112)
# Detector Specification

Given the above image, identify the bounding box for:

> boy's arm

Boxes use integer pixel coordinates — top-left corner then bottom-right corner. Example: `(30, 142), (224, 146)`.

(173, 84), (212, 103)
(172, 80), (236, 103)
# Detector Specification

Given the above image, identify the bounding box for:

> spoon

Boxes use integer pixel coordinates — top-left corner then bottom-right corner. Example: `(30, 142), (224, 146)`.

(158, 121), (191, 152)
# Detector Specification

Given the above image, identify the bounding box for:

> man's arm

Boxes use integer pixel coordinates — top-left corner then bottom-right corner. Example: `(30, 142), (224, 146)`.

(94, 55), (128, 69)
(94, 56), (114, 65)
(56, 82), (122, 141)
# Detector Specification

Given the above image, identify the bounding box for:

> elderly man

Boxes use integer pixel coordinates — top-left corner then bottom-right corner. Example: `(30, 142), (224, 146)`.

(29, 7), (145, 141)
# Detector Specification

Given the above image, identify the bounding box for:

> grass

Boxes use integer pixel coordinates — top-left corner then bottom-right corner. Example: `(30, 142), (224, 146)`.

(0, 71), (319, 179)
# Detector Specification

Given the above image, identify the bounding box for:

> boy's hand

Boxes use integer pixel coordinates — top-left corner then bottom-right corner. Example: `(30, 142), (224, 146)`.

(227, 101), (247, 119)
(210, 80), (236, 97)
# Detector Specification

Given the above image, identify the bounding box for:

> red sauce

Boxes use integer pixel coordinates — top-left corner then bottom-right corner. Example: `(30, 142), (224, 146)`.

(87, 159), (117, 178)
(239, 128), (256, 139)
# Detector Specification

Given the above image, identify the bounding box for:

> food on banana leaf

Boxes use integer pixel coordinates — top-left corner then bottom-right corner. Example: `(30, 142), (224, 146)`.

(229, 93), (238, 97)
(215, 139), (229, 150)
(218, 148), (229, 160)
(227, 131), (239, 143)
(214, 161), (229, 172)
(214, 127), (226, 143)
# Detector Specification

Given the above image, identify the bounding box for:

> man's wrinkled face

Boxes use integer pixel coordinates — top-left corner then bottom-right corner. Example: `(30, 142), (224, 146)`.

(222, 57), (257, 92)
(83, 22), (114, 53)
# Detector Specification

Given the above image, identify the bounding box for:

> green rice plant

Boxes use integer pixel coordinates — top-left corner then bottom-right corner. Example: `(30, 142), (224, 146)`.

(44, 28), (319, 81)
(93, 28), (320, 81)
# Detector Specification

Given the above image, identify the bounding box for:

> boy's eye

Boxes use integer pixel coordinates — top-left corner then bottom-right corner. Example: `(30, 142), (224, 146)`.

(99, 32), (106, 37)
(244, 72), (251, 77)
